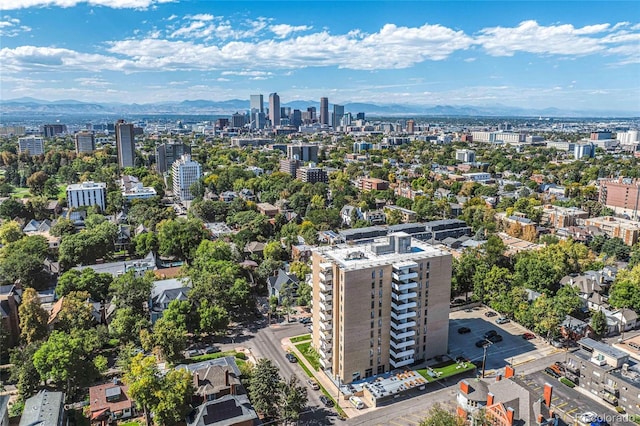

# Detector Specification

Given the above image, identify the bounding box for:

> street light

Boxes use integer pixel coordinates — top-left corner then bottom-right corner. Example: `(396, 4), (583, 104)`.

(481, 341), (493, 378)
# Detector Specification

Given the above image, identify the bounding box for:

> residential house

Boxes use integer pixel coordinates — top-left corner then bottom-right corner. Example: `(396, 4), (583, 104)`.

(219, 191), (238, 204)
(149, 278), (191, 323)
(243, 241), (265, 258)
(267, 269), (299, 303)
(74, 251), (157, 278)
(185, 357), (243, 404)
(19, 390), (65, 426)
(612, 309), (638, 332)
(89, 381), (136, 425)
(340, 205), (361, 227)
(560, 274), (605, 311)
(256, 203), (278, 218)
(238, 189), (256, 202)
(383, 205), (417, 223)
(560, 315), (592, 341)
(291, 244), (313, 262)
(0, 284), (21, 348)
(22, 219), (61, 250)
(186, 395), (258, 426)
(363, 210), (386, 225)
(114, 225), (131, 252)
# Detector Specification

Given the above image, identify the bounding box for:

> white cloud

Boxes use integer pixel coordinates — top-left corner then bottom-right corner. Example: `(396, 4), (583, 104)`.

(1, 0), (174, 9)
(270, 24), (311, 38)
(475, 20), (636, 59)
(221, 70), (273, 77)
(75, 77), (111, 87)
(0, 17), (31, 37)
(187, 14), (215, 22)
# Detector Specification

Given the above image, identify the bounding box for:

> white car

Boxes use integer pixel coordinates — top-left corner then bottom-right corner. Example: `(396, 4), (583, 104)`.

(578, 412), (599, 424)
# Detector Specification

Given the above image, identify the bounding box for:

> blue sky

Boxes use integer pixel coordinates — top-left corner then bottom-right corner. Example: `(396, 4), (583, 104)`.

(1, 1), (639, 112)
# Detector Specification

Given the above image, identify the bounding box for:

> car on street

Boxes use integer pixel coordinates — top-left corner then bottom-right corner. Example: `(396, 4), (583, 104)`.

(495, 317), (510, 324)
(483, 330), (498, 339)
(307, 379), (320, 390)
(319, 395), (334, 408)
(299, 317), (311, 324)
(457, 327), (471, 334)
(522, 332), (536, 340)
(187, 349), (201, 358)
(452, 298), (465, 305)
(484, 311), (497, 317)
(487, 334), (503, 343)
(286, 353), (297, 363)
(465, 308), (473, 313)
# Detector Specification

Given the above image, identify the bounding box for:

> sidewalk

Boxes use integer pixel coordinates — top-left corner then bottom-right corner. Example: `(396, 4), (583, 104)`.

(283, 336), (360, 420)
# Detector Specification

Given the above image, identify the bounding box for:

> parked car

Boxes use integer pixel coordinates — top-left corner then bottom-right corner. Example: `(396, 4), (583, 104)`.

(476, 339), (490, 348)
(522, 332), (536, 340)
(204, 346), (221, 354)
(286, 353), (297, 363)
(307, 379), (320, 390)
(187, 349), (201, 358)
(457, 327), (471, 334)
(495, 317), (510, 324)
(487, 334), (503, 343)
(452, 298), (465, 305)
(319, 395), (334, 408)
(551, 339), (566, 348)
(484, 311), (497, 317)
(544, 367), (560, 378)
(483, 330), (498, 339)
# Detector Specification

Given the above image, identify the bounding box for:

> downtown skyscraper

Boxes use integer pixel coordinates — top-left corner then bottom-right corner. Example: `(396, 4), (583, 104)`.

(269, 93), (281, 127)
(320, 97), (329, 126)
(115, 119), (135, 168)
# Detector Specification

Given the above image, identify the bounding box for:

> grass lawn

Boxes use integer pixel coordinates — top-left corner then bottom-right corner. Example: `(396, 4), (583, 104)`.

(417, 360), (475, 382)
(294, 342), (320, 371)
(185, 350), (237, 363)
(290, 334), (311, 344)
(11, 187), (31, 198)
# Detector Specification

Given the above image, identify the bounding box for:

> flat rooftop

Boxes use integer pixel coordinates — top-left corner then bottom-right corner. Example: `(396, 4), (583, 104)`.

(315, 235), (448, 271)
(579, 337), (628, 360)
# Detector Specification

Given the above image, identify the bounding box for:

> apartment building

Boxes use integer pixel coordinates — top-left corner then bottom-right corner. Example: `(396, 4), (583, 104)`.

(66, 181), (106, 211)
(383, 205), (417, 223)
(538, 205), (588, 229)
(358, 177), (389, 192)
(74, 131), (95, 154)
(584, 216), (640, 246)
(172, 154), (202, 201)
(599, 177), (640, 219)
(296, 166), (328, 184)
(566, 338), (640, 417)
(311, 232), (451, 384)
(455, 149), (476, 163)
(18, 135), (45, 156)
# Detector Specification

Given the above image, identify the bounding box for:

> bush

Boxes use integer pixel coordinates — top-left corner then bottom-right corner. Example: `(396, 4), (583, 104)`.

(560, 377), (575, 388)
(235, 352), (247, 360)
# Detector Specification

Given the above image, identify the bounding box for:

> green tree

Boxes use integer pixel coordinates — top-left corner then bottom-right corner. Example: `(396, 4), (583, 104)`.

(142, 317), (187, 363)
(18, 287), (49, 345)
(131, 232), (159, 258)
(49, 218), (75, 237)
(56, 268), (112, 301)
(110, 271), (153, 315)
(54, 291), (95, 332)
(263, 240), (286, 262)
(157, 218), (208, 263)
(418, 403), (465, 426)
(601, 237), (631, 261)
(0, 235), (50, 289)
(289, 261), (311, 281)
(250, 358), (281, 419)
(0, 220), (23, 245)
(153, 368), (194, 426)
(124, 354), (161, 426)
(609, 264), (640, 312)
(26, 171), (48, 196)
(278, 375), (308, 425)
(197, 300), (229, 335)
(591, 310), (607, 338)
(109, 307), (149, 344)
(33, 330), (100, 396)
(9, 343), (41, 399)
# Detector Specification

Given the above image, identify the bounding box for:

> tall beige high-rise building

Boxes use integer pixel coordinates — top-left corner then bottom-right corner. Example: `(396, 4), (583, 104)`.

(311, 232), (451, 384)
(115, 120), (135, 168)
(269, 93), (280, 127)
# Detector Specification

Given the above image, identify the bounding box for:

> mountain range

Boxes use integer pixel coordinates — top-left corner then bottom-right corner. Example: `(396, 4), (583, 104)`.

(0, 97), (634, 118)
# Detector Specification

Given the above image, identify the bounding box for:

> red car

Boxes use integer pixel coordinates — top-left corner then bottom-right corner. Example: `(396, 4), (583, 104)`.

(522, 332), (536, 340)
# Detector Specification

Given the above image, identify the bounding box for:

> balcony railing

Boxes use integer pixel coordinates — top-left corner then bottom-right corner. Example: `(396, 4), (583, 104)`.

(391, 311), (417, 321)
(319, 311), (332, 323)
(392, 281), (418, 292)
(390, 348), (415, 359)
(390, 358), (414, 368)
(392, 291), (417, 302)
(319, 291), (333, 302)
(390, 329), (415, 340)
(390, 339), (415, 350)
(318, 281), (330, 292)
(393, 271), (418, 281)
(391, 320), (416, 330)
(392, 301), (417, 311)
(318, 301), (332, 313)
(319, 272), (332, 282)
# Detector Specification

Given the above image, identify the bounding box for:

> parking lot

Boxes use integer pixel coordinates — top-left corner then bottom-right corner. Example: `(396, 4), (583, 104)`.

(519, 370), (635, 426)
(449, 306), (563, 372)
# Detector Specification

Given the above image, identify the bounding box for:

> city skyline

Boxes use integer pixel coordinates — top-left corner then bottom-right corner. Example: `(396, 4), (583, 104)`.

(1, 1), (639, 113)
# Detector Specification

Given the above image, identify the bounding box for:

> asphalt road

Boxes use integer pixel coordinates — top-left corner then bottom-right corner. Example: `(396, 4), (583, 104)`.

(248, 321), (342, 425)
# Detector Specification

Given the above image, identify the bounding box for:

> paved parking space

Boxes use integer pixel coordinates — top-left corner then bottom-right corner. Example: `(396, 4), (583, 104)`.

(449, 307), (563, 372)
(519, 371), (635, 426)
(369, 401), (459, 426)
